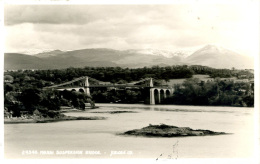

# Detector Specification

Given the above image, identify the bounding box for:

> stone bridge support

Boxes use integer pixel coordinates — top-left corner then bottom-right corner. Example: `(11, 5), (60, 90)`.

(150, 88), (155, 105)
(150, 88), (173, 105)
(84, 77), (91, 96)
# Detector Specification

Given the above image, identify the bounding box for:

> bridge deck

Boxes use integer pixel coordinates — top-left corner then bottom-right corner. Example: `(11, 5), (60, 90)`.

(49, 85), (172, 89)
(43, 76), (172, 90)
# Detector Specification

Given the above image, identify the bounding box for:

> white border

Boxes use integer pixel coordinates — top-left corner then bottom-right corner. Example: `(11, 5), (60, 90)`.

(1, 0), (259, 164)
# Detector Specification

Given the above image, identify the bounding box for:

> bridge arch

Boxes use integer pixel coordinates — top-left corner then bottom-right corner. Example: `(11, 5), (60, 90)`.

(79, 88), (85, 93)
(166, 89), (171, 98)
(159, 89), (165, 103)
(154, 89), (160, 104)
(149, 88), (173, 105)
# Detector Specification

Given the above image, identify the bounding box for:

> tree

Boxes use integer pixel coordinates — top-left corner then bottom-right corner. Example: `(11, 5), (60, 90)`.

(20, 88), (43, 113)
(242, 95), (254, 107)
(4, 75), (14, 82)
(4, 83), (15, 93)
(40, 90), (61, 111)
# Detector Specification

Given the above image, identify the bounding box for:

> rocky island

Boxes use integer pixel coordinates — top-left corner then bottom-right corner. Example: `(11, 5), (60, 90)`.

(122, 124), (228, 137)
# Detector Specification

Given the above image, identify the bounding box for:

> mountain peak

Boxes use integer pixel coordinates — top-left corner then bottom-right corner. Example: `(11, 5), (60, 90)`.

(199, 44), (221, 52)
(4, 45), (254, 70)
(186, 44), (253, 69)
(50, 49), (63, 53)
(194, 44), (235, 56)
(35, 49), (64, 58)
(37, 49), (63, 53)
(126, 49), (190, 58)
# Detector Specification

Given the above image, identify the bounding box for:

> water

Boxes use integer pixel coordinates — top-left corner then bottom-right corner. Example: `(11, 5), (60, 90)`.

(4, 104), (255, 159)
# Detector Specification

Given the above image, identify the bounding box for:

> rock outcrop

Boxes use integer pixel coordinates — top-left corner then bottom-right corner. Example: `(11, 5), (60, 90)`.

(122, 124), (227, 137)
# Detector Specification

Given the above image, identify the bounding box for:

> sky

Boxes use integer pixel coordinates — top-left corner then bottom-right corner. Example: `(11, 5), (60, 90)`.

(3, 1), (259, 57)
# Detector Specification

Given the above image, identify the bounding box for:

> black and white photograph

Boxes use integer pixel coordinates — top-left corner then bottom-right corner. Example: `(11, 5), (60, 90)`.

(1, 0), (259, 163)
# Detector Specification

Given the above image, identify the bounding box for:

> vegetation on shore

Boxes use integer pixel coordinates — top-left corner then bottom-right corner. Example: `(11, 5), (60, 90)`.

(4, 65), (254, 119)
(5, 65), (253, 86)
(4, 87), (94, 118)
(165, 78), (254, 106)
(4, 115), (106, 124)
(91, 77), (253, 107)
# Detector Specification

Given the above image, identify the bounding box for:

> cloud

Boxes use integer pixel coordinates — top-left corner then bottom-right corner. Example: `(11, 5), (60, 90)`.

(5, 5), (93, 25)
(4, 4), (259, 57)
(4, 5), (160, 25)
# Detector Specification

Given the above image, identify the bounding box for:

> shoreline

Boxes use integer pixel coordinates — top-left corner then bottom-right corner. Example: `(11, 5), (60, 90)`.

(4, 103), (253, 124)
(95, 103), (254, 108)
(4, 115), (106, 124)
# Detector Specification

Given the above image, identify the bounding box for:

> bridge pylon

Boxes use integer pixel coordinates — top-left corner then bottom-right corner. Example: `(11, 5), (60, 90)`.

(150, 88), (155, 105)
(149, 78), (153, 87)
(84, 77), (91, 96)
(149, 78), (155, 105)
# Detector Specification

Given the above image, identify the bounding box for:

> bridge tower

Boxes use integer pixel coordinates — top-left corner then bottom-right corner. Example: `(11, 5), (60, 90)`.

(149, 78), (153, 87)
(84, 77), (91, 96)
(149, 78), (155, 105)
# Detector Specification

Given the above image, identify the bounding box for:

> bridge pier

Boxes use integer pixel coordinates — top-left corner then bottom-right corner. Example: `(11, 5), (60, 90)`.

(150, 88), (173, 105)
(163, 89), (167, 99)
(84, 77), (91, 96)
(158, 90), (161, 104)
(150, 88), (155, 105)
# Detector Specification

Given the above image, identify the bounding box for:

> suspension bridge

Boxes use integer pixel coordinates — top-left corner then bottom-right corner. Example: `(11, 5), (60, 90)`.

(43, 76), (174, 105)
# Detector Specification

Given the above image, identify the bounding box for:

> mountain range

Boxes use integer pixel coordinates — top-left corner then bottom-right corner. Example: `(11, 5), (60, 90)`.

(4, 45), (254, 70)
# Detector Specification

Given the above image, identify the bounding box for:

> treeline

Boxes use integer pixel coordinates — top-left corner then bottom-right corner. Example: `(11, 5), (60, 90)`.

(4, 65), (254, 116)
(5, 65), (253, 89)
(5, 65), (193, 87)
(87, 78), (254, 107)
(190, 65), (253, 79)
(91, 89), (144, 104)
(4, 87), (93, 117)
(163, 78), (254, 107)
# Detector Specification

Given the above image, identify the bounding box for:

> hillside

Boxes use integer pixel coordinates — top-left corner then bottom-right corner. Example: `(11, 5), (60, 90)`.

(4, 53), (49, 70)
(185, 45), (254, 69)
(35, 50), (64, 58)
(4, 45), (254, 70)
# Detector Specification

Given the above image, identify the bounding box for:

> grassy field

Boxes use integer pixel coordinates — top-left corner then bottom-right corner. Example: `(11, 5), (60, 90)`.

(165, 74), (214, 86)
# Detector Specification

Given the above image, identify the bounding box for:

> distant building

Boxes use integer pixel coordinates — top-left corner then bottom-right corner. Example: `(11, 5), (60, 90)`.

(219, 77), (236, 82)
(234, 79), (249, 83)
